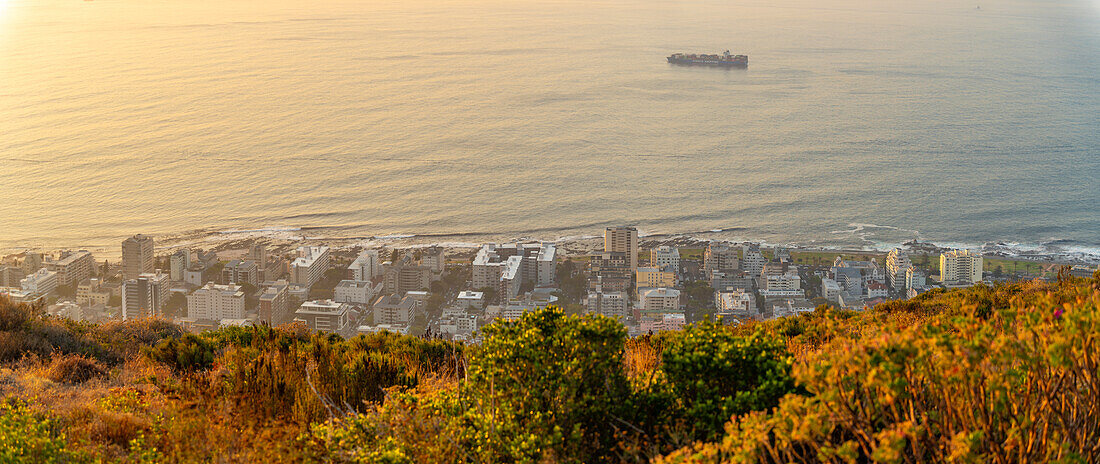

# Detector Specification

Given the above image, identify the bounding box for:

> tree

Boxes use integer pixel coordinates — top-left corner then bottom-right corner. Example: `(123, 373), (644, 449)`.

(467, 307), (631, 462)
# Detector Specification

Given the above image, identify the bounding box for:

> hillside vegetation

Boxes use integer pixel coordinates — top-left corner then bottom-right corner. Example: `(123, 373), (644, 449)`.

(0, 271), (1097, 463)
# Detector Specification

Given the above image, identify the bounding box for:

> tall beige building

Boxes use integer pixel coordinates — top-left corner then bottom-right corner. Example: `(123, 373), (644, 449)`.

(885, 248), (912, 291)
(122, 235), (155, 280)
(604, 226), (638, 270)
(940, 250), (983, 285)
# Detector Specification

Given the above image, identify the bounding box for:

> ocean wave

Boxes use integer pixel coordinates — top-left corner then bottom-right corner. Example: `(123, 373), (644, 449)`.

(218, 227), (302, 234)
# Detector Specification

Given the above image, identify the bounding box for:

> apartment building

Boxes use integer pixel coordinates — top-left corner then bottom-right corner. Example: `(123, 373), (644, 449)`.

(187, 283), (246, 321)
(940, 249), (983, 286)
(636, 266), (677, 288)
(650, 246), (681, 272)
(122, 272), (169, 321)
(604, 226), (638, 270)
(586, 291), (628, 318)
(886, 248), (912, 291)
(45, 250), (94, 287)
(294, 300), (350, 333)
(372, 294), (415, 326)
(333, 280), (375, 305)
(122, 234), (155, 280)
(258, 281), (291, 326)
(20, 268), (58, 296)
(291, 246), (330, 288)
(348, 249), (382, 281)
(222, 260), (260, 286)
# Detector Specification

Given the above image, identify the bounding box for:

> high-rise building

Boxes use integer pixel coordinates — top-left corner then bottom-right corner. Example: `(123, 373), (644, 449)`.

(499, 256), (524, 301)
(259, 281), (291, 326)
(222, 260), (260, 286)
(741, 243), (766, 277)
(294, 300), (350, 333)
(886, 248), (912, 291)
(704, 244), (739, 274)
(940, 250), (983, 286)
(291, 246), (330, 288)
(586, 291), (628, 318)
(604, 226), (638, 270)
(382, 254), (432, 295)
(122, 235), (155, 280)
(348, 249), (382, 281)
(44, 250), (94, 287)
(0, 265), (26, 288)
(187, 283), (246, 321)
(650, 246), (680, 272)
(122, 272), (169, 320)
(169, 249), (191, 282)
(20, 268), (58, 296)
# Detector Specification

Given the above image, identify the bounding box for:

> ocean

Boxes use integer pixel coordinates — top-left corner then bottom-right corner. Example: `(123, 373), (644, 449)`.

(1, 0), (1098, 259)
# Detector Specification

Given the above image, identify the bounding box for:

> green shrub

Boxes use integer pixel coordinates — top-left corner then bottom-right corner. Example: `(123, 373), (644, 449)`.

(464, 306), (632, 463)
(143, 333), (216, 373)
(0, 398), (80, 463)
(660, 322), (797, 441)
(0, 298), (32, 332)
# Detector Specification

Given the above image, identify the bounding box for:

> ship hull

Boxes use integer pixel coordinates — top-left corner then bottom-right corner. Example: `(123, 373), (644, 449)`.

(667, 57), (747, 67)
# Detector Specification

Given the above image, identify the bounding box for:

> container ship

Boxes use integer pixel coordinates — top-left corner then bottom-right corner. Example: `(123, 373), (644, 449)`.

(667, 50), (748, 67)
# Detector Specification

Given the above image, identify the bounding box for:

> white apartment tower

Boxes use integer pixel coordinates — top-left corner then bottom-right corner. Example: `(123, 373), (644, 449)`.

(169, 249), (191, 282)
(291, 246), (330, 288)
(886, 248), (912, 291)
(940, 250), (983, 285)
(741, 243), (767, 277)
(604, 226), (639, 270)
(348, 249), (382, 281)
(187, 283), (246, 321)
(650, 246), (680, 272)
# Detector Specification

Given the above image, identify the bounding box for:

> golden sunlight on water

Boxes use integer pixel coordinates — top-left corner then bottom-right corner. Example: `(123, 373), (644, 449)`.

(0, 0), (1097, 257)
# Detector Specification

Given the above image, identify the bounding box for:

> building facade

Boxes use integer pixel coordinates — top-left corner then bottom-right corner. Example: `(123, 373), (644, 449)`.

(45, 250), (94, 287)
(187, 283), (246, 321)
(940, 250), (983, 285)
(259, 281), (291, 326)
(222, 260), (260, 286)
(294, 300), (350, 333)
(886, 248), (912, 291)
(122, 235), (155, 280)
(291, 246), (330, 288)
(604, 226), (638, 270)
(650, 246), (680, 272)
(334, 280), (375, 305)
(122, 272), (169, 321)
(348, 249), (382, 281)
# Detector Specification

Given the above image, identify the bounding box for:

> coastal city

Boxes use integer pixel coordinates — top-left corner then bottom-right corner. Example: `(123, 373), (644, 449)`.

(2, 227), (1096, 341)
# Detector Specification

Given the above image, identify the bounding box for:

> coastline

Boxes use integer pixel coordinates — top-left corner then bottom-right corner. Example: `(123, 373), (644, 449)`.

(7, 226), (1093, 267)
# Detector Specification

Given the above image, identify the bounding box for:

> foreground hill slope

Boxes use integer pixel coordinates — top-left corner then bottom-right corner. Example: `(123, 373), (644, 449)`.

(1, 271), (1097, 463)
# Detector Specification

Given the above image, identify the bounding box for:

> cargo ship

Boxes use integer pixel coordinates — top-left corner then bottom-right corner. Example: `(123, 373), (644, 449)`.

(667, 50), (748, 67)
